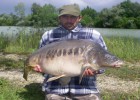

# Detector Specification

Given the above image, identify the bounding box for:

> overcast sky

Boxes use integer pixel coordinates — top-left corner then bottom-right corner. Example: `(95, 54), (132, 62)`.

(0, 0), (140, 14)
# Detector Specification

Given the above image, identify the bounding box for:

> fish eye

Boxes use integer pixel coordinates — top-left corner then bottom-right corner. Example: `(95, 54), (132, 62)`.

(105, 54), (111, 59)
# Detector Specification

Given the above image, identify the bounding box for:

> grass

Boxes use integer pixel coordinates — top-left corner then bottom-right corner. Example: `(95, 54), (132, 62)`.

(104, 36), (140, 62)
(0, 30), (41, 54)
(101, 89), (140, 100)
(0, 78), (18, 100)
(0, 58), (24, 69)
(0, 30), (140, 100)
(105, 65), (140, 81)
(0, 78), (44, 100)
(0, 77), (140, 100)
(0, 33), (9, 52)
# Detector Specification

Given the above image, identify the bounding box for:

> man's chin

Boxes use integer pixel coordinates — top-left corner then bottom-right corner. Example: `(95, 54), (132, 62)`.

(66, 26), (74, 30)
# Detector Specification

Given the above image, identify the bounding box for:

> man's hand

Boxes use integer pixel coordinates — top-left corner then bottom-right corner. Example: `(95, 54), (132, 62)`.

(83, 68), (97, 76)
(83, 68), (105, 76)
(33, 65), (43, 73)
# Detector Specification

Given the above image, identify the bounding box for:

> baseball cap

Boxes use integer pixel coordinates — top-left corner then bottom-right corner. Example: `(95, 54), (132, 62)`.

(58, 4), (81, 17)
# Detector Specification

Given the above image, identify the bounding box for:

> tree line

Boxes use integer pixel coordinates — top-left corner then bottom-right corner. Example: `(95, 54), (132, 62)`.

(0, 0), (140, 29)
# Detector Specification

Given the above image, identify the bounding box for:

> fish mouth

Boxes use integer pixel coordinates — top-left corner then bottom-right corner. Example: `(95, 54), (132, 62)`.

(111, 60), (124, 68)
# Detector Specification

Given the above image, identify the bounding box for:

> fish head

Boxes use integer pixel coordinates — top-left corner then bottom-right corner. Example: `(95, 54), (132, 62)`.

(23, 54), (39, 81)
(98, 52), (124, 68)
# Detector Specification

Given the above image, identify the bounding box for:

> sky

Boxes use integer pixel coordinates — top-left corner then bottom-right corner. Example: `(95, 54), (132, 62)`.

(0, 0), (140, 15)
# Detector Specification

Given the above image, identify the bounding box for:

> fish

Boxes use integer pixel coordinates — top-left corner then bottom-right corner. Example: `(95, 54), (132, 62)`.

(23, 39), (124, 85)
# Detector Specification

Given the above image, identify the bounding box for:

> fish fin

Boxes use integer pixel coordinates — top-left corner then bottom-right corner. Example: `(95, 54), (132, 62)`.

(79, 66), (89, 84)
(47, 74), (66, 82)
(79, 62), (91, 84)
(23, 66), (32, 81)
(59, 77), (71, 86)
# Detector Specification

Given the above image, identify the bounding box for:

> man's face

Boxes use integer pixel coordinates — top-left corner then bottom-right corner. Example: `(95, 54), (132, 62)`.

(59, 14), (82, 30)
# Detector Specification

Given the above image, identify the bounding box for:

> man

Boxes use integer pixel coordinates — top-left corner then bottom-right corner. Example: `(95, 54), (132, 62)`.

(39, 4), (107, 100)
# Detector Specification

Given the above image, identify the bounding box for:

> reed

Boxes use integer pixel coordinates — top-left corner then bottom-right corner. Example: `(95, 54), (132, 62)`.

(104, 36), (140, 62)
(0, 30), (41, 54)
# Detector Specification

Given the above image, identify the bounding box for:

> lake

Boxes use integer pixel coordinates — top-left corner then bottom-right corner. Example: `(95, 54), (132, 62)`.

(0, 26), (140, 38)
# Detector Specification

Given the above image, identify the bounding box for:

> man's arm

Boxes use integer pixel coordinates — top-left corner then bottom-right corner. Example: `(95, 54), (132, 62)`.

(39, 32), (49, 48)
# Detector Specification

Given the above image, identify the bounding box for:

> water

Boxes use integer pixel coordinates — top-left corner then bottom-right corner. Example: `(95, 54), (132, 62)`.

(0, 26), (140, 38)
(95, 28), (140, 38)
(0, 26), (37, 36)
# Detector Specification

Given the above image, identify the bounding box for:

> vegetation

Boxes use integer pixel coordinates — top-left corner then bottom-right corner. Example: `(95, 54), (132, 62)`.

(104, 36), (140, 62)
(0, 0), (140, 28)
(0, 31), (140, 99)
(101, 89), (140, 100)
(0, 29), (41, 54)
(1, 77), (139, 100)
(0, 78), (44, 100)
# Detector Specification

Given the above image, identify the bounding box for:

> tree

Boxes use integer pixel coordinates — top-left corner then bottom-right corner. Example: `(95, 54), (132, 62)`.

(0, 14), (18, 26)
(135, 17), (140, 28)
(120, 0), (140, 17)
(14, 2), (25, 19)
(81, 15), (94, 27)
(97, 0), (140, 28)
(14, 2), (26, 26)
(81, 6), (97, 18)
(30, 3), (42, 26)
(81, 6), (97, 27)
(98, 6), (125, 28)
(31, 4), (58, 27)
(39, 4), (58, 27)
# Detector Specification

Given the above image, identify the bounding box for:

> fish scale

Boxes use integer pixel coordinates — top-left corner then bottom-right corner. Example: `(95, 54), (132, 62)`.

(23, 39), (124, 85)
(46, 46), (85, 59)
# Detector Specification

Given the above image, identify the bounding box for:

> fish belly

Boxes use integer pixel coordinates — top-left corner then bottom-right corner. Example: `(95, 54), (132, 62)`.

(41, 55), (84, 77)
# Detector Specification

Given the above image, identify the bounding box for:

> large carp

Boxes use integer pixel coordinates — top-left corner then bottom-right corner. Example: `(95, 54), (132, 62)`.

(23, 39), (123, 85)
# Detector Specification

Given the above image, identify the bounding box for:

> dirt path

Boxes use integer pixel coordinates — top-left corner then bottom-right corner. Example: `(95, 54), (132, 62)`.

(0, 68), (139, 93)
(97, 74), (140, 93)
(0, 69), (44, 86)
